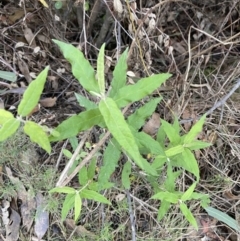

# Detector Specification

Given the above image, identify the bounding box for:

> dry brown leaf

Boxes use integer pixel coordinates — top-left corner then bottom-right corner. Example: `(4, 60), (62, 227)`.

(39, 97), (57, 108)
(24, 27), (37, 47)
(34, 193), (49, 240)
(18, 59), (32, 83)
(223, 190), (240, 200)
(6, 208), (21, 241)
(64, 219), (96, 238)
(142, 113), (160, 136)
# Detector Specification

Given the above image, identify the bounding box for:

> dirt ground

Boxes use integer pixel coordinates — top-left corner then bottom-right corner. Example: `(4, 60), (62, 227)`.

(0, 0), (240, 240)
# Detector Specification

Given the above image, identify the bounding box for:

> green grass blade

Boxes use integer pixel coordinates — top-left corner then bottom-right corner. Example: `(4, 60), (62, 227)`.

(122, 161), (131, 189)
(205, 206), (240, 232)
(0, 70), (17, 82)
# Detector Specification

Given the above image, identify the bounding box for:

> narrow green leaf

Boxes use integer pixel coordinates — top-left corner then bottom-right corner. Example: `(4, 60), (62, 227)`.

(157, 200), (171, 221)
(156, 125), (166, 148)
(184, 140), (212, 150)
(184, 115), (206, 144)
(24, 121), (51, 153)
(98, 140), (121, 191)
(61, 193), (75, 221)
(182, 149), (199, 181)
(0, 118), (20, 141)
(88, 158), (97, 180)
(75, 93), (97, 110)
(53, 40), (99, 93)
(109, 48), (128, 97)
(74, 193), (82, 221)
(99, 97), (157, 176)
(151, 155), (167, 170)
(190, 193), (210, 207)
(127, 97), (162, 130)
(151, 191), (179, 203)
(49, 187), (76, 194)
(165, 145), (184, 157)
(18, 66), (49, 116)
(161, 119), (181, 145)
(180, 202), (198, 229)
(122, 161), (131, 189)
(80, 189), (111, 205)
(114, 73), (171, 108)
(78, 166), (88, 186)
(205, 206), (240, 232)
(164, 163), (181, 192)
(49, 108), (105, 142)
(97, 44), (105, 95)
(0, 109), (14, 125)
(0, 70), (17, 82)
(172, 116), (180, 134)
(181, 182), (197, 201)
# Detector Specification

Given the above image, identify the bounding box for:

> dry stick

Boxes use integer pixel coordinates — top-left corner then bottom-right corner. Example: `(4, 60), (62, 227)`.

(59, 131), (111, 187)
(56, 131), (90, 187)
(126, 189), (136, 241)
(180, 78), (240, 124)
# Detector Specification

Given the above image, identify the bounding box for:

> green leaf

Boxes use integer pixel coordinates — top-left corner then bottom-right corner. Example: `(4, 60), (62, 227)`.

(157, 200), (171, 221)
(61, 193), (75, 221)
(205, 206), (240, 232)
(24, 121), (51, 153)
(156, 125), (166, 148)
(161, 119), (181, 145)
(164, 163), (181, 192)
(49, 108), (104, 142)
(184, 115), (206, 144)
(97, 43), (105, 95)
(75, 93), (97, 110)
(127, 97), (162, 130)
(88, 158), (97, 180)
(180, 202), (198, 229)
(181, 182), (197, 201)
(151, 191), (179, 203)
(18, 66), (49, 116)
(182, 149), (199, 181)
(49, 187), (76, 194)
(78, 166), (88, 186)
(151, 155), (167, 170)
(109, 48), (128, 97)
(0, 109), (14, 125)
(98, 140), (121, 191)
(0, 118), (20, 141)
(190, 193), (210, 207)
(122, 161), (131, 189)
(74, 193), (82, 221)
(172, 116), (180, 134)
(0, 70), (17, 82)
(184, 140), (212, 150)
(80, 189), (111, 205)
(53, 40), (99, 93)
(99, 97), (157, 176)
(114, 73), (171, 108)
(63, 149), (73, 159)
(132, 130), (165, 155)
(165, 145), (184, 157)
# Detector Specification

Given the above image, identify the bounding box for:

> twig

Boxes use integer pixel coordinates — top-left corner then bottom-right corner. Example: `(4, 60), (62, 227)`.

(126, 189), (136, 241)
(180, 78), (240, 124)
(56, 131), (90, 187)
(59, 131), (111, 187)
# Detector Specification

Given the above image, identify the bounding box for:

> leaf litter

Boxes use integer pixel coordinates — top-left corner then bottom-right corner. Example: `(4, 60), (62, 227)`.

(1, 0), (240, 240)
